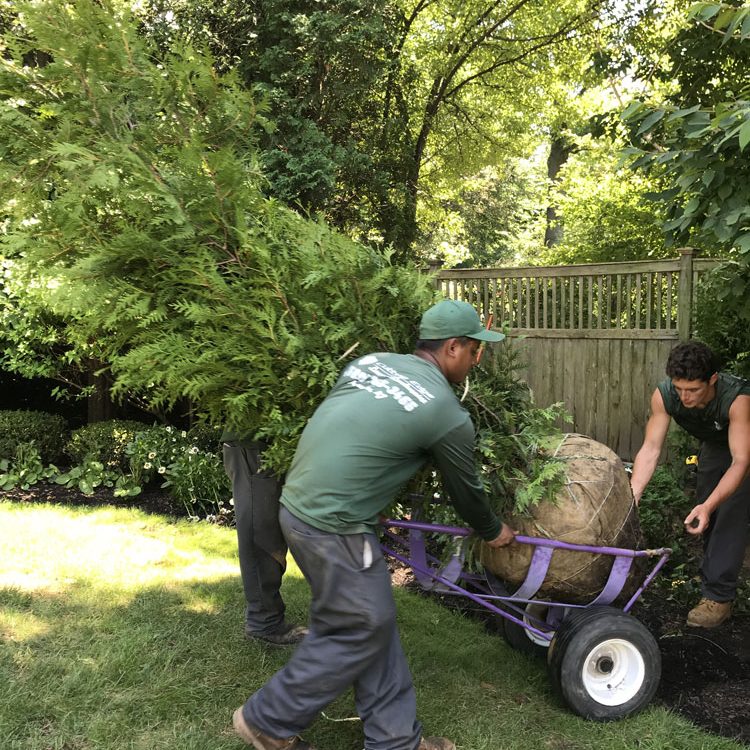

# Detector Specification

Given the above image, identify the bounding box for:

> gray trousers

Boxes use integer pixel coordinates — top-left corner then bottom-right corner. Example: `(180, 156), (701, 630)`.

(696, 442), (750, 602)
(223, 442), (287, 634)
(244, 506), (422, 750)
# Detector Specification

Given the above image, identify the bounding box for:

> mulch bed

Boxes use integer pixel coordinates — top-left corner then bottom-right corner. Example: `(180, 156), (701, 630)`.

(3, 484), (749, 745)
(634, 594), (750, 745)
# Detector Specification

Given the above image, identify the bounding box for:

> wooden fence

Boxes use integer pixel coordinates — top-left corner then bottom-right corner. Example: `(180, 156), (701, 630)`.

(433, 249), (721, 460)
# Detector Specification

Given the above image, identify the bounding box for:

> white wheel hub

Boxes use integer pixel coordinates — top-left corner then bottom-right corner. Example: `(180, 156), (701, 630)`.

(580, 638), (645, 706)
(523, 602), (552, 648)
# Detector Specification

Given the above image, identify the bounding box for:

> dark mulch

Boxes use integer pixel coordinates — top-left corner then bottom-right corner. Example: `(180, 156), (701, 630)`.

(3, 484), (749, 745)
(634, 593), (750, 745)
(1, 481), (185, 517)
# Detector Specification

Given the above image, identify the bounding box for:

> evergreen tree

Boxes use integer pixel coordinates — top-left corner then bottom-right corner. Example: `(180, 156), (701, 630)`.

(0, 0), (434, 468)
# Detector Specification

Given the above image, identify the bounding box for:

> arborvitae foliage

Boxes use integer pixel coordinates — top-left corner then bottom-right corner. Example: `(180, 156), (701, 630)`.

(0, 0), (435, 471)
(1, 0), (568, 498)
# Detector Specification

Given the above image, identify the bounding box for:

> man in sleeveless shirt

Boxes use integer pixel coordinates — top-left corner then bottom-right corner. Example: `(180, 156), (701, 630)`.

(231, 299), (516, 750)
(630, 341), (750, 628)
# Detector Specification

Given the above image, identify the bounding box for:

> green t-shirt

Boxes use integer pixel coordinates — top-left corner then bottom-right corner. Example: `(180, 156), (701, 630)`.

(280, 352), (502, 540)
(658, 372), (750, 445)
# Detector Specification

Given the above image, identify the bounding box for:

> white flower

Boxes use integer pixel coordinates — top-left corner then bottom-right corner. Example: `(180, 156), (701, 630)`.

(148, 452), (156, 459)
(166, 426), (173, 433)
(158, 466), (166, 474)
(189, 446), (199, 455)
(144, 462), (152, 469)
(181, 430), (187, 438)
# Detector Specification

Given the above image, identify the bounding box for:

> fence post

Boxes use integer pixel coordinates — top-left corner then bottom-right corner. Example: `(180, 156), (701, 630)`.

(677, 247), (694, 341)
(423, 258), (444, 290)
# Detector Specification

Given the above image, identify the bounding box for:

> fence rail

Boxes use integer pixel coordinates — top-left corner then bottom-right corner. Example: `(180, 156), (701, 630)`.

(433, 250), (722, 459)
(435, 253), (719, 341)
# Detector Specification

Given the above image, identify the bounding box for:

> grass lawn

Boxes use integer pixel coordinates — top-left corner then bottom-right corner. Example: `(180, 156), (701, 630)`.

(0, 500), (743, 750)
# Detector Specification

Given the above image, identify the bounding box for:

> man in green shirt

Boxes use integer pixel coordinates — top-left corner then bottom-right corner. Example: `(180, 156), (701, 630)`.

(232, 299), (515, 750)
(630, 341), (750, 628)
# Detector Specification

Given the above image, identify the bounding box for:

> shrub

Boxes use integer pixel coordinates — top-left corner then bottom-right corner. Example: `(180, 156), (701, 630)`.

(162, 445), (230, 518)
(0, 410), (68, 463)
(187, 423), (223, 453)
(124, 424), (229, 517)
(639, 466), (691, 554)
(0, 442), (58, 490)
(125, 424), (190, 487)
(65, 420), (147, 470)
(638, 464), (707, 607)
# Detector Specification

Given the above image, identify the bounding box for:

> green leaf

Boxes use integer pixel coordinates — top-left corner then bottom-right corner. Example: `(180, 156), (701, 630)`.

(739, 119), (750, 151)
(701, 169), (716, 186)
(621, 100), (645, 121)
(714, 7), (736, 30)
(667, 105), (701, 122)
(723, 7), (749, 43)
(688, 3), (721, 22)
(636, 109), (666, 135)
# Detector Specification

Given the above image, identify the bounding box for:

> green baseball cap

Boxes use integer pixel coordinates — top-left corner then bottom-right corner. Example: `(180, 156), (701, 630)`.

(419, 299), (505, 342)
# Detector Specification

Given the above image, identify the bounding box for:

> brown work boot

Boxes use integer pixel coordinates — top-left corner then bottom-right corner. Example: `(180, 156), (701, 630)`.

(418, 738), (456, 750)
(232, 707), (316, 750)
(245, 621), (308, 646)
(686, 598), (732, 628)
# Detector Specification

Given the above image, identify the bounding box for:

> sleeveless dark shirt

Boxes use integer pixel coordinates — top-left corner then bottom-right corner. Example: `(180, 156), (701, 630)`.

(658, 372), (750, 446)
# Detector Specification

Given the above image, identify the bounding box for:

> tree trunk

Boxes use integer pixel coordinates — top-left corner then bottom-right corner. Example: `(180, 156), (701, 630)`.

(86, 362), (115, 423)
(544, 133), (576, 247)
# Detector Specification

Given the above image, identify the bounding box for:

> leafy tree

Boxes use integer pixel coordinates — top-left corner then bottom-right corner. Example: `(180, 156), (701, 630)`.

(418, 162), (547, 268)
(135, 0), (608, 259)
(540, 137), (669, 264)
(622, 2), (750, 371)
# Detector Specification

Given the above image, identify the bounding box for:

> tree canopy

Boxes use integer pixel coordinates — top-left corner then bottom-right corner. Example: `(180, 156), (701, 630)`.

(133, 0), (610, 259)
(622, 1), (750, 371)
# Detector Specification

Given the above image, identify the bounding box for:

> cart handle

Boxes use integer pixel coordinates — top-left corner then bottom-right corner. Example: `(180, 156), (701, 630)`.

(381, 518), (670, 558)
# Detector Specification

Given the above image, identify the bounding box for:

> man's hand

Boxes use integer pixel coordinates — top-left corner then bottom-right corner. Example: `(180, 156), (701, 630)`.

(485, 523), (516, 548)
(684, 503), (711, 535)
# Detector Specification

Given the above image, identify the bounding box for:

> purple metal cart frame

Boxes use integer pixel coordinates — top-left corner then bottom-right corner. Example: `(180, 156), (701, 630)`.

(380, 517), (672, 643)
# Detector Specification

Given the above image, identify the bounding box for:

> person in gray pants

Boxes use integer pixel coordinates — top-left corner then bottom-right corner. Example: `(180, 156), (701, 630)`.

(222, 436), (307, 646)
(231, 300), (516, 750)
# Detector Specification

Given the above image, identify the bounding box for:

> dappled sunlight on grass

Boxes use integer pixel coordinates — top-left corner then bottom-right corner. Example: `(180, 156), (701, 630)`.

(0, 602), (50, 643)
(0, 503), (243, 592)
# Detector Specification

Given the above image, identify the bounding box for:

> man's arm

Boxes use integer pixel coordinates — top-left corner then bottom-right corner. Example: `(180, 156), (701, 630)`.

(430, 422), (515, 547)
(684, 394), (750, 535)
(630, 389), (671, 505)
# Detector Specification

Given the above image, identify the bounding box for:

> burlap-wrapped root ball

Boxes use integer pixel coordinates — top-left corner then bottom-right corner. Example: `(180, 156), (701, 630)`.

(480, 433), (643, 604)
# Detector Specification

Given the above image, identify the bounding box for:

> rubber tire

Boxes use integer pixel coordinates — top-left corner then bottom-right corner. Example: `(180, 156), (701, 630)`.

(502, 600), (554, 657)
(547, 606), (661, 720)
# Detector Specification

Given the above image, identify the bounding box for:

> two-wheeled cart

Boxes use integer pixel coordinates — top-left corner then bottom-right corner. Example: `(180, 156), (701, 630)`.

(380, 512), (671, 720)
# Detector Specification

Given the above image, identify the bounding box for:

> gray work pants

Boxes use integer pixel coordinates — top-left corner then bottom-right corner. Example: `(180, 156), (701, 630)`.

(696, 442), (750, 602)
(244, 506), (422, 750)
(223, 442), (287, 634)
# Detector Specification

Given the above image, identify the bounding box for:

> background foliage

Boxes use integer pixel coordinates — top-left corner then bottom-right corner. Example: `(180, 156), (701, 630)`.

(623, 1), (750, 373)
(134, 0), (609, 259)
